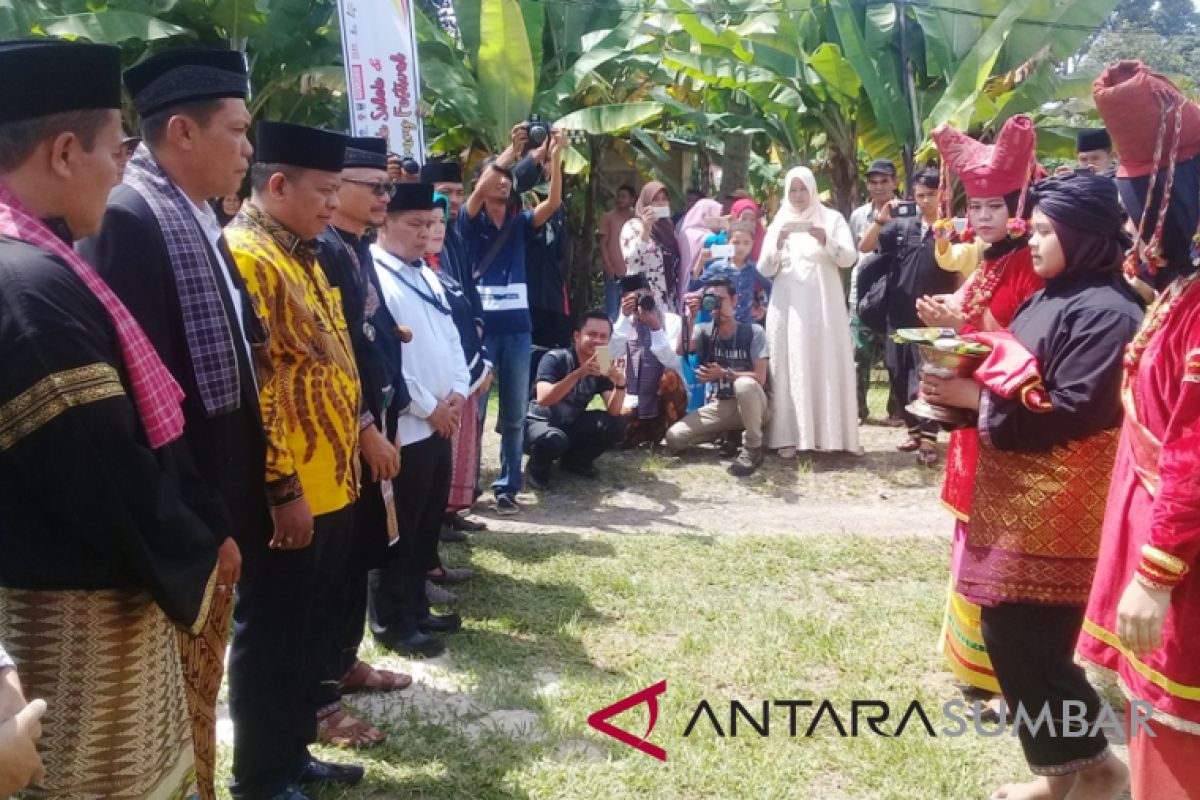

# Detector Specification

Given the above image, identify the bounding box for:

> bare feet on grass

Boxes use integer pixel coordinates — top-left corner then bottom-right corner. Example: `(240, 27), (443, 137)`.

(991, 753), (1129, 800)
(990, 775), (1073, 800)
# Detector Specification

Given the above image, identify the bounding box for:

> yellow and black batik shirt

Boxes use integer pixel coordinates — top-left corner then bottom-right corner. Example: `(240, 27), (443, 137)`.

(225, 203), (361, 516)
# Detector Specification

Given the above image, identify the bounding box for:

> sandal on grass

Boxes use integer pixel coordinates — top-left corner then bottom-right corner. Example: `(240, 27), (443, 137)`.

(897, 436), (921, 452)
(338, 659), (412, 694)
(316, 706), (386, 748)
(916, 445), (939, 467)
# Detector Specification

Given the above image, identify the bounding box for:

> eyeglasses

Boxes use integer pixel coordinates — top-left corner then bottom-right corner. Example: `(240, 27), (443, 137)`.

(343, 178), (396, 197)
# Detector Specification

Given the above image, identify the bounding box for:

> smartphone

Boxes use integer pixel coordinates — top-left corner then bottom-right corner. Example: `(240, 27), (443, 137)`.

(894, 201), (918, 218)
(653, 205), (671, 220)
(951, 217), (967, 234)
(1074, 166), (1095, 176)
(710, 243), (735, 258)
(783, 220), (812, 235)
(594, 344), (611, 373)
(702, 216), (729, 231)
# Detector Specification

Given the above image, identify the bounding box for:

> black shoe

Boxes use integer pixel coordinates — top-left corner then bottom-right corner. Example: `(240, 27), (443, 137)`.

(451, 514), (487, 532)
(378, 631), (446, 658)
(268, 786), (311, 800)
(439, 524), (468, 543)
(495, 494), (521, 515)
(298, 758), (364, 786)
(525, 466), (550, 490)
(560, 459), (597, 479)
(728, 446), (763, 477)
(417, 612), (462, 634)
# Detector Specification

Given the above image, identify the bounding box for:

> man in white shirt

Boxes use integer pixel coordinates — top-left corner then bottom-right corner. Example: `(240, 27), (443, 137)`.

(369, 182), (470, 657)
(609, 274), (688, 446)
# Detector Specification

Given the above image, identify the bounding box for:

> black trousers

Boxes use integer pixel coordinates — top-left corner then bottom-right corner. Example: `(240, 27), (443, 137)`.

(229, 504), (354, 800)
(980, 603), (1110, 775)
(368, 434), (452, 643)
(885, 334), (938, 439)
(310, 472), (391, 710)
(525, 410), (626, 476)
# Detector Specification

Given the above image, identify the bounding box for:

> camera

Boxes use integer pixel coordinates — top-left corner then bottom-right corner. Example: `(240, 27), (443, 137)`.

(701, 292), (721, 312)
(638, 295), (656, 312)
(524, 114), (551, 152)
(895, 201), (917, 218)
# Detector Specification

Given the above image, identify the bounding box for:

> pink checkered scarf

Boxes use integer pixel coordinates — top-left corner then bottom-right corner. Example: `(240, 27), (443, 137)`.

(0, 185), (184, 447)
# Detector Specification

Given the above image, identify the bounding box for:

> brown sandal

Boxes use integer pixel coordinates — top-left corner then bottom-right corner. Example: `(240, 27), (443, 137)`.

(897, 436), (921, 452)
(316, 706), (386, 748)
(338, 659), (412, 694)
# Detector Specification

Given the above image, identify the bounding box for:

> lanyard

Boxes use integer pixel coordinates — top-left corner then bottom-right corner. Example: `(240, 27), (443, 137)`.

(379, 259), (451, 316)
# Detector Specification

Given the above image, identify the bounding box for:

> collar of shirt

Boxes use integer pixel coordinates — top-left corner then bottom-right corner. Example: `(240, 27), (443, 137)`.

(240, 201), (318, 261)
(188, 196), (224, 250)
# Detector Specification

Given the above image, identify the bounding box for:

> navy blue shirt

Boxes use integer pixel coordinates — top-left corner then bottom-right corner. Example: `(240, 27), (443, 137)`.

(459, 205), (534, 335)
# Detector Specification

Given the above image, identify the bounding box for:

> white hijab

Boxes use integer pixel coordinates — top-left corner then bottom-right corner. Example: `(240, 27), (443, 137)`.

(761, 166), (836, 264)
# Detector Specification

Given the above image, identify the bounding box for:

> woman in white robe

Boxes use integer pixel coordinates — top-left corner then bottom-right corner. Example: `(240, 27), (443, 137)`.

(759, 166), (861, 456)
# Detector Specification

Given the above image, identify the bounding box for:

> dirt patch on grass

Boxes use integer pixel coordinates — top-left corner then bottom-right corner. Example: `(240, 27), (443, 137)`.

(476, 422), (948, 539)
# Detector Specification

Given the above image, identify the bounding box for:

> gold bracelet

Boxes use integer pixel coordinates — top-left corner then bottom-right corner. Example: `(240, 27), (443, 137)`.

(1134, 571), (1175, 592)
(1142, 544), (1189, 576)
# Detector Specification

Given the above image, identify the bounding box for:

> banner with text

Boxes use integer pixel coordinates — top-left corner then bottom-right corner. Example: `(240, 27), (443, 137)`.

(337, 0), (425, 161)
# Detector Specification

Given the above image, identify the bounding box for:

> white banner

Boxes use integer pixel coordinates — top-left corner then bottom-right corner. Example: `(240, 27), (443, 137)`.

(337, 0), (425, 161)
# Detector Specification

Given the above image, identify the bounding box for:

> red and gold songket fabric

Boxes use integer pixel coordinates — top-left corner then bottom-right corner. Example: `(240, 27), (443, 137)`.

(1078, 272), (1200, 736)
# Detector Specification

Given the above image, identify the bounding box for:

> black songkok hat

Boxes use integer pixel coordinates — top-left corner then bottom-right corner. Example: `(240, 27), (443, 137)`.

(343, 136), (388, 170)
(421, 160), (463, 184)
(1076, 128), (1112, 153)
(256, 121), (347, 173)
(0, 39), (121, 124)
(619, 274), (650, 293)
(124, 48), (249, 117)
(388, 182), (434, 212)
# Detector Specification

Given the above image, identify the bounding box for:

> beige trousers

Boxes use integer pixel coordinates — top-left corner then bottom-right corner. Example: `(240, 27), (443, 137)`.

(665, 376), (768, 451)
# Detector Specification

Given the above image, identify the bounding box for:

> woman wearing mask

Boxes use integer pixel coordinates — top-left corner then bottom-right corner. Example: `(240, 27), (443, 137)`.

(759, 166), (859, 457)
(620, 181), (682, 314)
(926, 172), (1141, 800)
(925, 115), (1045, 704)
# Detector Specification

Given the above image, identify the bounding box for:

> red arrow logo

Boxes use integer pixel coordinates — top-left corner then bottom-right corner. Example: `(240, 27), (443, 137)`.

(587, 680), (668, 761)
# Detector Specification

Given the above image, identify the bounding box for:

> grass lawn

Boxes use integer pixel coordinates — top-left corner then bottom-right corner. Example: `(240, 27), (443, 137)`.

(215, 530), (1035, 800)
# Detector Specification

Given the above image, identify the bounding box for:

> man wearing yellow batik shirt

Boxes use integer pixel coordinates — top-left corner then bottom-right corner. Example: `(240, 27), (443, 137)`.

(224, 120), (364, 800)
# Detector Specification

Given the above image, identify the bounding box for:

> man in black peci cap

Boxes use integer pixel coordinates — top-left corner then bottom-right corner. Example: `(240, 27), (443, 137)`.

(369, 181), (470, 657)
(76, 48), (266, 800)
(0, 39), (219, 799)
(312, 136), (414, 748)
(1076, 128), (1116, 177)
(224, 121), (365, 800)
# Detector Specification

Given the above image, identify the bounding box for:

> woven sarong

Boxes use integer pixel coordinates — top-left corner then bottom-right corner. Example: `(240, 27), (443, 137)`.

(0, 587), (194, 800)
(958, 428), (1119, 606)
(177, 587), (234, 800)
(446, 396), (480, 513)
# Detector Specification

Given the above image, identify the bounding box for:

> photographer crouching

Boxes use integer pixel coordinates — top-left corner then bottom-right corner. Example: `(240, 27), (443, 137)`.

(610, 274), (688, 447)
(665, 278), (769, 476)
(523, 311), (629, 490)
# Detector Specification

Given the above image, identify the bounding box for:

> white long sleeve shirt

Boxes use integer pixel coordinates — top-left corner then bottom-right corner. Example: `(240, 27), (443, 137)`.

(372, 246), (470, 446)
(609, 309), (684, 410)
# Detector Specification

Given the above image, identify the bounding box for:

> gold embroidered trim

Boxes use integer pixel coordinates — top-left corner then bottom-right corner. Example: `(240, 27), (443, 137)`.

(0, 364), (124, 450)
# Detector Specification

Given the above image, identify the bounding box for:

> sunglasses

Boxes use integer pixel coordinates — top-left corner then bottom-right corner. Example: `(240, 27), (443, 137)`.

(343, 178), (396, 197)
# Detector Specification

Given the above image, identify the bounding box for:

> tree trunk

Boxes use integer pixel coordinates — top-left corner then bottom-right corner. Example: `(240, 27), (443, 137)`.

(567, 136), (605, 315)
(827, 140), (858, 220)
(718, 131), (752, 199)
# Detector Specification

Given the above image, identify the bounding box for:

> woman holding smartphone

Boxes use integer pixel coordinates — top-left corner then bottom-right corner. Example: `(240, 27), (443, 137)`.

(620, 182), (682, 314)
(759, 166), (860, 457)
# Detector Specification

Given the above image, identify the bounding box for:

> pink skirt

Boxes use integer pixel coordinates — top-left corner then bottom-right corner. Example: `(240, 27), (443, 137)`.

(447, 395), (480, 513)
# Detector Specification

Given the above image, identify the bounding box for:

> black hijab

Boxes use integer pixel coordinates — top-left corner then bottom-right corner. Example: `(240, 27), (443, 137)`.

(1029, 173), (1131, 285)
(1117, 154), (1200, 289)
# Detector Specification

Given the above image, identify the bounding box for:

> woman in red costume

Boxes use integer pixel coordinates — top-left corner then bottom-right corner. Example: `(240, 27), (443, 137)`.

(921, 116), (1044, 699)
(1077, 60), (1200, 800)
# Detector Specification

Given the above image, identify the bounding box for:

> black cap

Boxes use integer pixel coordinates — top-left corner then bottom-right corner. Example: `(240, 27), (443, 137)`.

(342, 136), (388, 170)
(1076, 128), (1112, 153)
(866, 158), (897, 178)
(256, 121), (346, 173)
(619, 274), (650, 293)
(421, 160), (463, 184)
(125, 48), (248, 117)
(387, 182), (434, 212)
(0, 39), (121, 125)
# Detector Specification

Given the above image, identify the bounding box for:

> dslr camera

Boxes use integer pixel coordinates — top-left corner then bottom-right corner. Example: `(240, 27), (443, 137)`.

(523, 114), (551, 153)
(638, 294), (656, 312)
(701, 292), (721, 312)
